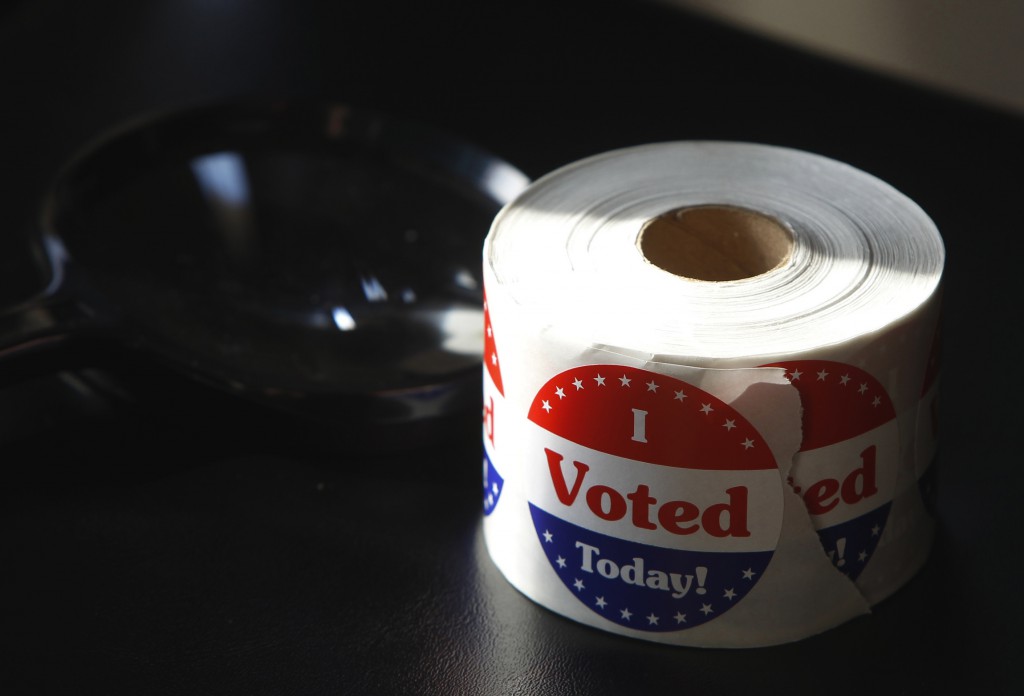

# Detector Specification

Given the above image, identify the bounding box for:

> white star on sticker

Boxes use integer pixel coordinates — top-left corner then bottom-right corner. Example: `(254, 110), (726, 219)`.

(620, 608), (633, 620)
(742, 568), (756, 580)
(555, 386), (566, 399)
(646, 613), (659, 625)
(543, 530), (553, 543)
(858, 550), (868, 562)
(817, 369), (829, 381)
(872, 396), (881, 407)
(674, 389), (687, 401)
(742, 438), (755, 450)
(674, 612), (687, 624)
(541, 400), (552, 413)
(491, 353), (498, 365)
(572, 378), (584, 390)
(840, 374), (851, 386)
(556, 556), (567, 568)
(723, 588), (736, 600)
(492, 482), (499, 495)
(700, 603), (714, 616)
(573, 578), (585, 591)
(486, 326), (492, 337)
(858, 383), (869, 395)
(619, 375), (632, 387)
(790, 369), (803, 381)
(871, 524), (881, 536)
(723, 419), (736, 431)
(699, 403), (714, 415)
(595, 596), (607, 609)
(646, 380), (659, 392)
(594, 374), (606, 386)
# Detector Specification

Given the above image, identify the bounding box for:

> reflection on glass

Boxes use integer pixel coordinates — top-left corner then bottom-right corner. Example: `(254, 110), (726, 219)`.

(332, 306), (357, 331)
(480, 160), (531, 204)
(438, 306), (484, 356)
(453, 268), (478, 290)
(191, 151), (251, 206)
(360, 275), (388, 302)
(190, 151), (256, 264)
(49, 103), (527, 424)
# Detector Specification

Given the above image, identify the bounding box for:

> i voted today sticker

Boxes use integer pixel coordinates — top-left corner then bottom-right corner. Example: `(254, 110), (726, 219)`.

(482, 290), (505, 517)
(764, 360), (899, 580)
(521, 364), (785, 631)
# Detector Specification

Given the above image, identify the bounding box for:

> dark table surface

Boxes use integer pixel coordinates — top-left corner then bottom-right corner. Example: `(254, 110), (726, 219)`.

(2, 1), (1023, 693)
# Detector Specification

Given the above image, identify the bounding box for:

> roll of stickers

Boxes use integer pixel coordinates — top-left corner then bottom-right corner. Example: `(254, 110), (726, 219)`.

(480, 142), (944, 647)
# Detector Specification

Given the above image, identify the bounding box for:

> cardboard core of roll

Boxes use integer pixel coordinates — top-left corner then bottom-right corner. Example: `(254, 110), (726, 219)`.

(638, 205), (793, 281)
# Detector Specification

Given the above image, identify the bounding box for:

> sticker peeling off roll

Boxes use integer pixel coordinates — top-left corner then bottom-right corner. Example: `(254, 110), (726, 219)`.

(481, 142), (944, 647)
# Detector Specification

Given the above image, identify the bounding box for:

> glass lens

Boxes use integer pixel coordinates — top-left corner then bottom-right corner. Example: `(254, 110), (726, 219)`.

(45, 103), (527, 421)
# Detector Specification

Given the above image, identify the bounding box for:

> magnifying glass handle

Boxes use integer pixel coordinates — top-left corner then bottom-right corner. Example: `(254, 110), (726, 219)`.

(0, 292), (109, 386)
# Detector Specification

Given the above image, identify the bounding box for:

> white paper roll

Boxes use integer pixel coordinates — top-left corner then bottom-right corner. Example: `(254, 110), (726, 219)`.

(480, 142), (944, 647)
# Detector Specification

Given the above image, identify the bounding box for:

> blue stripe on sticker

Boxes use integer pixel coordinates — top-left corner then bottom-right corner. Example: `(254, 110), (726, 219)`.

(529, 503), (773, 632)
(483, 452), (504, 516)
(815, 502), (892, 580)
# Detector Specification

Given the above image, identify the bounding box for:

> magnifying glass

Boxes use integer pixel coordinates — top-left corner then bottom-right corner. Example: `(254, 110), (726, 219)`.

(0, 100), (529, 446)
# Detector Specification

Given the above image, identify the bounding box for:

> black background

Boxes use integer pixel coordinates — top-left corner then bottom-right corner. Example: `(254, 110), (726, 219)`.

(2, 1), (1022, 693)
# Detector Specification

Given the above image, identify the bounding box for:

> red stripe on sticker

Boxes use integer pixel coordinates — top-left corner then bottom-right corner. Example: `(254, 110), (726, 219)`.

(762, 360), (896, 452)
(527, 365), (777, 471)
(483, 289), (504, 395)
